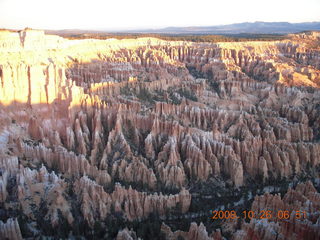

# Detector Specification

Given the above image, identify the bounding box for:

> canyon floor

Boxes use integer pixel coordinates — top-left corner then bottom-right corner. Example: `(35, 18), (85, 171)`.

(0, 29), (319, 240)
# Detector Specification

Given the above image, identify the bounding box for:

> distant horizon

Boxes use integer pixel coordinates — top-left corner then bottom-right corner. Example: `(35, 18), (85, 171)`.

(1, 21), (320, 32)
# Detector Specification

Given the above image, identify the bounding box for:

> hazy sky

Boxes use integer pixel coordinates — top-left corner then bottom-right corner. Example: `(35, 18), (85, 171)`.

(1, 0), (320, 30)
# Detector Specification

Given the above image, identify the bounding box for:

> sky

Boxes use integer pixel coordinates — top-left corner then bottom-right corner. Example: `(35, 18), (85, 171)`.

(0, 0), (320, 30)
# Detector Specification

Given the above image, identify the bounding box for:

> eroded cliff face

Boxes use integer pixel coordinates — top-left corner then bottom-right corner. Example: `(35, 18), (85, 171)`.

(0, 29), (319, 238)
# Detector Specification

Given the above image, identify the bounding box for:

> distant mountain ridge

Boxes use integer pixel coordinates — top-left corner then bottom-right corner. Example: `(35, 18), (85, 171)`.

(132, 21), (320, 34)
(42, 21), (320, 36)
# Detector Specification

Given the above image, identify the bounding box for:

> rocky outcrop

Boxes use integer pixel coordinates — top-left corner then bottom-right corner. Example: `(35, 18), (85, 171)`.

(233, 181), (320, 240)
(116, 228), (138, 240)
(0, 218), (23, 240)
(17, 165), (74, 226)
(0, 156), (19, 202)
(18, 140), (111, 186)
(155, 137), (187, 188)
(161, 222), (223, 240)
(73, 176), (191, 226)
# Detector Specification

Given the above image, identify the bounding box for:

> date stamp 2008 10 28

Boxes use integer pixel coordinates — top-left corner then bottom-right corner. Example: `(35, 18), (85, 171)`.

(211, 210), (307, 220)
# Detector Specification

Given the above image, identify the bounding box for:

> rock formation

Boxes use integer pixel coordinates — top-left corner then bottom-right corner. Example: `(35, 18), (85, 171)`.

(161, 222), (223, 240)
(73, 176), (191, 225)
(0, 29), (319, 238)
(0, 218), (23, 240)
(233, 181), (320, 240)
